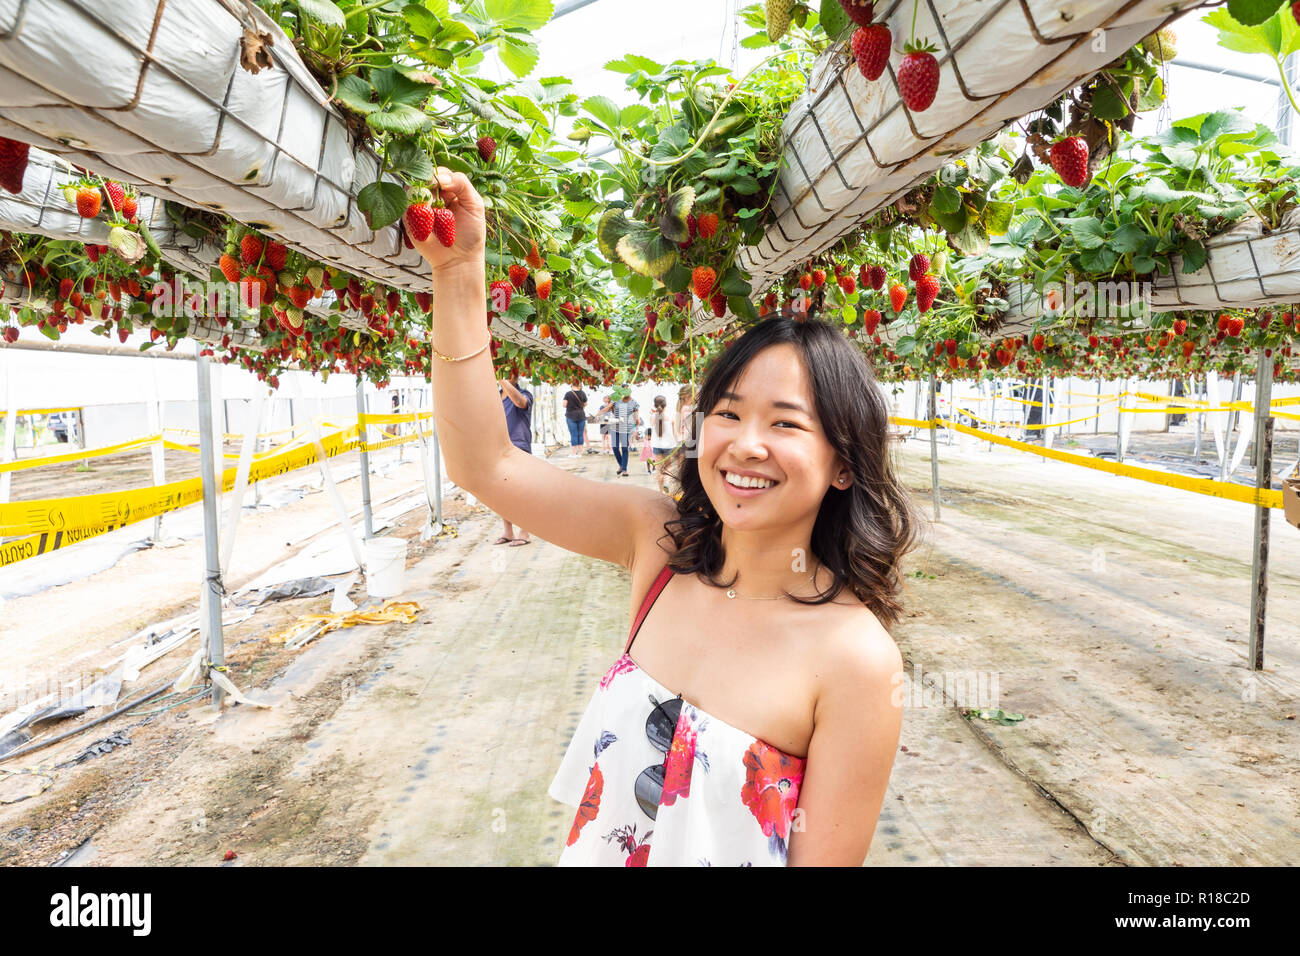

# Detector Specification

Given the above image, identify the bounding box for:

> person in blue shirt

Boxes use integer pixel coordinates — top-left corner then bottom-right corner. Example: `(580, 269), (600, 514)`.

(494, 375), (534, 546)
(594, 386), (641, 477)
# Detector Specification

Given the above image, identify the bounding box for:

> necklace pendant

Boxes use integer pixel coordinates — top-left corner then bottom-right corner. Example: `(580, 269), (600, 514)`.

(726, 589), (736, 599)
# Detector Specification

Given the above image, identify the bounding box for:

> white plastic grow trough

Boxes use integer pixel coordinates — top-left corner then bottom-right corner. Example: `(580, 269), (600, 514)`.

(0, 0), (430, 291)
(998, 210), (1300, 328)
(736, 0), (1206, 288)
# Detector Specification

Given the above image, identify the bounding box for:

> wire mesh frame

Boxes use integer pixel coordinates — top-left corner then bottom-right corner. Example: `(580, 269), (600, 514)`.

(0, 0), (429, 290)
(484, 312), (600, 374)
(743, 0), (1192, 283)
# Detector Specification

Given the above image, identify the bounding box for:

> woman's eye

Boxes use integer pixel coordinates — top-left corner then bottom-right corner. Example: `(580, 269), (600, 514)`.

(715, 410), (797, 428)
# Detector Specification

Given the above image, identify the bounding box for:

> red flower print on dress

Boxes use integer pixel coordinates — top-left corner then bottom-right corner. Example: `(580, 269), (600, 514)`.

(599, 654), (637, 690)
(566, 762), (603, 847)
(604, 823), (652, 867)
(740, 739), (805, 851)
(660, 705), (709, 806)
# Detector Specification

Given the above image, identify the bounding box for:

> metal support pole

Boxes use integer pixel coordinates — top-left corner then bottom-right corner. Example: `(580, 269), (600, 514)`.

(356, 376), (374, 539)
(148, 363), (166, 543)
(1193, 375), (1204, 460)
(928, 367), (941, 522)
(1248, 351), (1273, 670)
(912, 377), (921, 438)
(988, 379), (997, 452)
(1117, 378), (1127, 464)
(946, 379), (954, 445)
(195, 345), (225, 711)
(1043, 375), (1053, 448)
(0, 350), (17, 515)
(1094, 377), (1101, 435)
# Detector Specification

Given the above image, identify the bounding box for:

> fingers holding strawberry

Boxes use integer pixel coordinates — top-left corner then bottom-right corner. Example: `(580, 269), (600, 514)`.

(409, 166), (487, 275)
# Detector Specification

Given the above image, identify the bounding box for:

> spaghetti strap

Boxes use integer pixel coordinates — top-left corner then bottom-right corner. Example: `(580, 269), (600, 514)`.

(625, 563), (673, 654)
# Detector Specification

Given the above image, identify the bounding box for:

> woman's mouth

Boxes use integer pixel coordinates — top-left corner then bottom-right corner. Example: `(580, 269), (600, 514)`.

(721, 470), (779, 497)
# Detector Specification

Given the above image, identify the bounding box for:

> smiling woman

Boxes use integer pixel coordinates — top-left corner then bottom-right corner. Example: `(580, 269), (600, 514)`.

(413, 165), (922, 867)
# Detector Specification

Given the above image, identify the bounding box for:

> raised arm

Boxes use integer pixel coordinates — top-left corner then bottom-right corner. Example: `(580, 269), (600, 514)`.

(412, 168), (672, 571)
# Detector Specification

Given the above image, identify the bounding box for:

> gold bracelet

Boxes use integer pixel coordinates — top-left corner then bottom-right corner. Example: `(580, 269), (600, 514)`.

(430, 336), (492, 363)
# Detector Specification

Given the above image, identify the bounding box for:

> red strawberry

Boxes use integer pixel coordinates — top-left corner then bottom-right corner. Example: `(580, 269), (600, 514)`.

(838, 275), (855, 294)
(118, 326), (129, 344)
(59, 278), (74, 300)
(867, 265), (886, 289)
(477, 135), (497, 163)
(763, 291), (778, 311)
(1049, 136), (1090, 188)
(405, 201), (434, 243)
(2, 326), (17, 344)
(386, 289), (402, 314)
(710, 293), (727, 318)
(104, 181), (125, 213)
(697, 212), (719, 238)
(122, 194), (137, 220)
(944, 338), (957, 355)
(839, 0), (876, 28)
(0, 137), (30, 194)
(489, 279), (513, 312)
(863, 308), (882, 334)
(432, 206), (456, 248)
(916, 273), (939, 313)
(851, 25), (891, 82)
(535, 270), (553, 300)
(1227, 317), (1244, 337)
(1294, 0), (1299, 26)
(908, 253), (930, 281)
(265, 240), (287, 271)
(692, 266), (716, 300)
(1173, 319), (1187, 335)
(219, 253), (241, 282)
(508, 264), (529, 290)
(525, 241), (545, 270)
(289, 285), (312, 308)
(1088, 335), (1099, 348)
(889, 283), (907, 312)
(76, 187), (102, 219)
(798, 272), (813, 291)
(811, 268), (826, 287)
(898, 46), (940, 112)
(415, 291), (432, 312)
(1032, 333), (1045, 352)
(240, 234), (264, 267)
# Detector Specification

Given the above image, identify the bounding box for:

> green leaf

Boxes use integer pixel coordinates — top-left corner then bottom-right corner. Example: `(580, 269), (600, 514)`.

(485, 0), (554, 30)
(545, 253), (572, 271)
(1078, 245), (1117, 272)
(386, 139), (434, 181)
(1205, 7), (1279, 54)
(929, 201), (968, 234)
(294, 0), (345, 28)
(728, 295), (758, 321)
(616, 231), (677, 279)
(334, 74), (378, 114)
(620, 104), (653, 128)
(366, 105), (434, 135)
(1181, 240), (1208, 273)
(719, 266), (751, 297)
(402, 3), (439, 39)
(982, 201), (1013, 236)
(819, 0), (850, 39)
(1090, 84), (1129, 121)
(1135, 75), (1165, 112)
(498, 35), (540, 77)
(1108, 222), (1149, 253)
(740, 33), (771, 49)
(729, 174), (760, 195)
(604, 53), (664, 74)
(581, 95), (623, 131)
(1199, 109), (1256, 143)
(435, 19), (479, 44)
(627, 272), (653, 299)
(950, 220), (989, 256)
(658, 186), (696, 242)
(373, 68), (430, 108)
(357, 180), (409, 231)
(1067, 217), (1107, 250)
(662, 261), (691, 294)
(931, 184), (961, 214)
(1224, 0), (1286, 28)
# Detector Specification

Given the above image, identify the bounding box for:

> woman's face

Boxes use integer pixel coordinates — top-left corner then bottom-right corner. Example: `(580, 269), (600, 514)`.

(696, 343), (847, 526)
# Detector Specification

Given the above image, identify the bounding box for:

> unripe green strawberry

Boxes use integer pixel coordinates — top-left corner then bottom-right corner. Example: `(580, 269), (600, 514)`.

(766, 0), (793, 42)
(1141, 28), (1177, 63)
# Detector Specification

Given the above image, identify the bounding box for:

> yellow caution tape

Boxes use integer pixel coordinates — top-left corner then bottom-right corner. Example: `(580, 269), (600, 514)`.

(0, 434), (162, 473)
(358, 411), (433, 425)
(892, 416), (1283, 510)
(266, 600), (423, 646)
(12, 407), (80, 416)
(0, 425), (361, 562)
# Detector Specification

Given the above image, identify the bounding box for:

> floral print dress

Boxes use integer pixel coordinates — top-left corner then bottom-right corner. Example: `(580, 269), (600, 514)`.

(547, 565), (807, 866)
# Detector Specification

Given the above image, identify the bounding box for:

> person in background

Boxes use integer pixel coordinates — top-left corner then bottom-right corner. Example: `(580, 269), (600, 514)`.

(599, 392), (613, 455)
(650, 394), (678, 495)
(493, 374), (533, 546)
(595, 388), (640, 477)
(641, 426), (653, 473)
(562, 384), (588, 458)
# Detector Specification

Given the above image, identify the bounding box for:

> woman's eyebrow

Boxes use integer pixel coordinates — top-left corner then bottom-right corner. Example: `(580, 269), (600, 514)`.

(718, 391), (811, 415)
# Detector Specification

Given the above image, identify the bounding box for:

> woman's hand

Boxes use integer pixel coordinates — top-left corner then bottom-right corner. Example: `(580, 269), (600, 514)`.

(410, 167), (487, 276)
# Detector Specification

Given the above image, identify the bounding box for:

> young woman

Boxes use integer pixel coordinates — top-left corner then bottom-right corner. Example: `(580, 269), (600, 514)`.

(649, 394), (676, 495)
(414, 167), (920, 867)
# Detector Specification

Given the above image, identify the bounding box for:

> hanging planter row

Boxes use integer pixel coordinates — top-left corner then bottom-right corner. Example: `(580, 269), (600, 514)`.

(735, 0), (1206, 288)
(0, 0), (430, 292)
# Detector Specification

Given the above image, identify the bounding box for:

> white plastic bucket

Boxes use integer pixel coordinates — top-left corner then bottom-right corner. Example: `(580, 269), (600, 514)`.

(364, 537), (408, 599)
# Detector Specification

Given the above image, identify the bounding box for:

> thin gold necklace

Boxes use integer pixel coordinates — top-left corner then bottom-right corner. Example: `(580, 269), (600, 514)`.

(724, 570), (820, 601)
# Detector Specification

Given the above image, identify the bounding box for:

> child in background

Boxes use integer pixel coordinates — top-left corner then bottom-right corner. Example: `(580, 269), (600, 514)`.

(641, 427), (653, 472)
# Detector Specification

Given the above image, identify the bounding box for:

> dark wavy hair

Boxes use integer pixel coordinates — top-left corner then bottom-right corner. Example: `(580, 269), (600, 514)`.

(657, 314), (924, 629)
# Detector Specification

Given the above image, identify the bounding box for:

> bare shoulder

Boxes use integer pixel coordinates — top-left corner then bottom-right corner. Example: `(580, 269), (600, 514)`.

(629, 491), (681, 573)
(811, 604), (903, 707)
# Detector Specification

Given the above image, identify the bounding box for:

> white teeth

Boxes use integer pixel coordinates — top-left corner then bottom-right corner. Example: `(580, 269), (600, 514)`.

(725, 471), (774, 489)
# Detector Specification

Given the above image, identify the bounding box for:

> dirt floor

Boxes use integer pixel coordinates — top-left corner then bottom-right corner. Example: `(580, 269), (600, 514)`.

(0, 431), (1296, 866)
